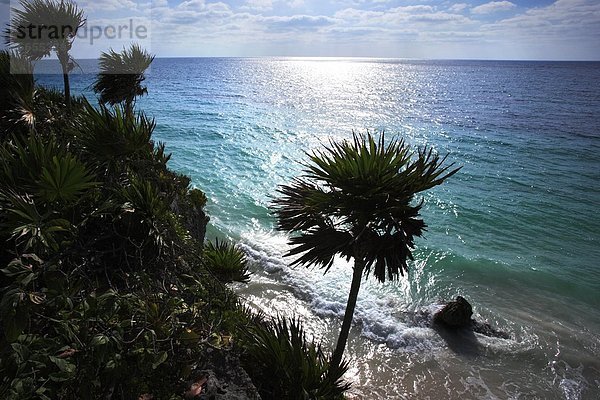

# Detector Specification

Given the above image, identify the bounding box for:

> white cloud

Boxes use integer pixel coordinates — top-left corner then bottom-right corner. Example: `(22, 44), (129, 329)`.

(242, 0), (273, 11)
(177, 0), (208, 12)
(334, 6), (471, 26)
(286, 0), (305, 8)
(483, 0), (600, 39)
(76, 0), (139, 13)
(241, 0), (305, 11)
(64, 0), (599, 59)
(471, 1), (516, 15)
(449, 3), (469, 13)
(421, 30), (485, 41)
(263, 14), (337, 30)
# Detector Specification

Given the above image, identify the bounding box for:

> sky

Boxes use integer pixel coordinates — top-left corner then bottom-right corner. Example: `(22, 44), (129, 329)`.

(1, 0), (600, 60)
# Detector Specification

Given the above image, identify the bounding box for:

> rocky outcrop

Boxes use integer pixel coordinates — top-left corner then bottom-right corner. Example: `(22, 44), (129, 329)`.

(185, 204), (209, 245)
(185, 348), (260, 400)
(171, 194), (210, 245)
(433, 296), (473, 328)
(471, 320), (510, 339)
(431, 296), (510, 340)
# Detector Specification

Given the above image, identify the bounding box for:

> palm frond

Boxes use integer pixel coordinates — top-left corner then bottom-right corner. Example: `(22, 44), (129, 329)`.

(0, 50), (36, 133)
(5, 0), (86, 61)
(286, 227), (353, 273)
(37, 154), (98, 203)
(0, 134), (97, 205)
(73, 99), (155, 168)
(94, 44), (155, 108)
(272, 131), (460, 282)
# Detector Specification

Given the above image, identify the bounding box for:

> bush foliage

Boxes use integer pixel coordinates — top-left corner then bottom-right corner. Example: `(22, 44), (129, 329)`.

(0, 36), (350, 399)
(242, 316), (350, 400)
(0, 86), (238, 398)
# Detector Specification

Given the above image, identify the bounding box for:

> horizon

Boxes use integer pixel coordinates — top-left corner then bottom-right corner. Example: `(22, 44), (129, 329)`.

(31, 55), (600, 62)
(2, 0), (600, 61)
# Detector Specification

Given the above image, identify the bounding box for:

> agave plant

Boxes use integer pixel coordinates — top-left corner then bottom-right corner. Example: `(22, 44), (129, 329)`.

(243, 316), (350, 400)
(5, 0), (85, 108)
(203, 239), (251, 283)
(115, 175), (180, 260)
(0, 134), (97, 204)
(0, 134), (58, 190)
(0, 50), (36, 134)
(272, 132), (460, 369)
(93, 44), (155, 119)
(119, 176), (166, 222)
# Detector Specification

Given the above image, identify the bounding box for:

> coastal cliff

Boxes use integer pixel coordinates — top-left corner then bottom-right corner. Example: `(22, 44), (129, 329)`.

(0, 66), (263, 398)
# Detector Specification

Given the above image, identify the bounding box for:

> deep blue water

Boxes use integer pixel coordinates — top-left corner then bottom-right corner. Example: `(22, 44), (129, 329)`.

(38, 58), (600, 399)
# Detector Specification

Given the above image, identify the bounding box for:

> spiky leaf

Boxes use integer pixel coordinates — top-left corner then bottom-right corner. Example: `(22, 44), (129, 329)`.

(272, 132), (460, 282)
(38, 154), (97, 202)
(203, 239), (251, 283)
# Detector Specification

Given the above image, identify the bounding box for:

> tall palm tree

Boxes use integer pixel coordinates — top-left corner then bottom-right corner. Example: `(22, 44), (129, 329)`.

(272, 132), (460, 369)
(93, 44), (155, 119)
(5, 0), (85, 109)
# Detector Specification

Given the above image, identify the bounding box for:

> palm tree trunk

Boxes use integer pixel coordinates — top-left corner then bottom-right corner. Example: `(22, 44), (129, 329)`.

(59, 56), (71, 109)
(330, 257), (365, 370)
(63, 70), (70, 109)
(125, 97), (133, 120)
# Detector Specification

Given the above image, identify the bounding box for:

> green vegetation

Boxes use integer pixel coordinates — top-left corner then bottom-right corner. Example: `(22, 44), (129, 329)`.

(0, 70), (232, 398)
(0, 51), (35, 135)
(94, 44), (155, 119)
(272, 133), (460, 369)
(204, 239), (251, 284)
(242, 317), (350, 400)
(0, 1), (353, 396)
(6, 0), (85, 108)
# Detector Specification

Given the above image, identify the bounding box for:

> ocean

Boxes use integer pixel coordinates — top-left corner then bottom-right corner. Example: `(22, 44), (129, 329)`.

(38, 58), (600, 399)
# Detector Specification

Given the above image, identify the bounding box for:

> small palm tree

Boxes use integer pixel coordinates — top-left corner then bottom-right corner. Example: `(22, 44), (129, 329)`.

(93, 44), (155, 119)
(272, 132), (460, 369)
(5, 0), (85, 109)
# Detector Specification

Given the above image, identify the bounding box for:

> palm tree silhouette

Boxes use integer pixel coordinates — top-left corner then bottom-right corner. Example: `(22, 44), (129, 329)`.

(6, 0), (85, 109)
(272, 132), (460, 369)
(94, 44), (155, 119)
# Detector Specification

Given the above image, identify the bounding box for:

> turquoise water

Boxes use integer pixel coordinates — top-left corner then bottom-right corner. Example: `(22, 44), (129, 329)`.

(41, 58), (600, 398)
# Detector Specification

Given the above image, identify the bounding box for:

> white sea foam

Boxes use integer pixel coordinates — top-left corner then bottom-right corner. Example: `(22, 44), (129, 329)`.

(551, 361), (588, 400)
(233, 228), (600, 399)
(237, 228), (518, 355)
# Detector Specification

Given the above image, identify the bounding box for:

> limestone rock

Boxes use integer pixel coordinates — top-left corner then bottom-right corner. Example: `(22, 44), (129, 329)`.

(187, 349), (261, 400)
(171, 194), (210, 245)
(471, 320), (510, 339)
(433, 296), (473, 328)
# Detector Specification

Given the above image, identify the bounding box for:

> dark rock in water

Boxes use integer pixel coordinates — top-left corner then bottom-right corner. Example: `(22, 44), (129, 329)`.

(471, 320), (511, 339)
(433, 296), (473, 328)
(431, 296), (511, 340)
